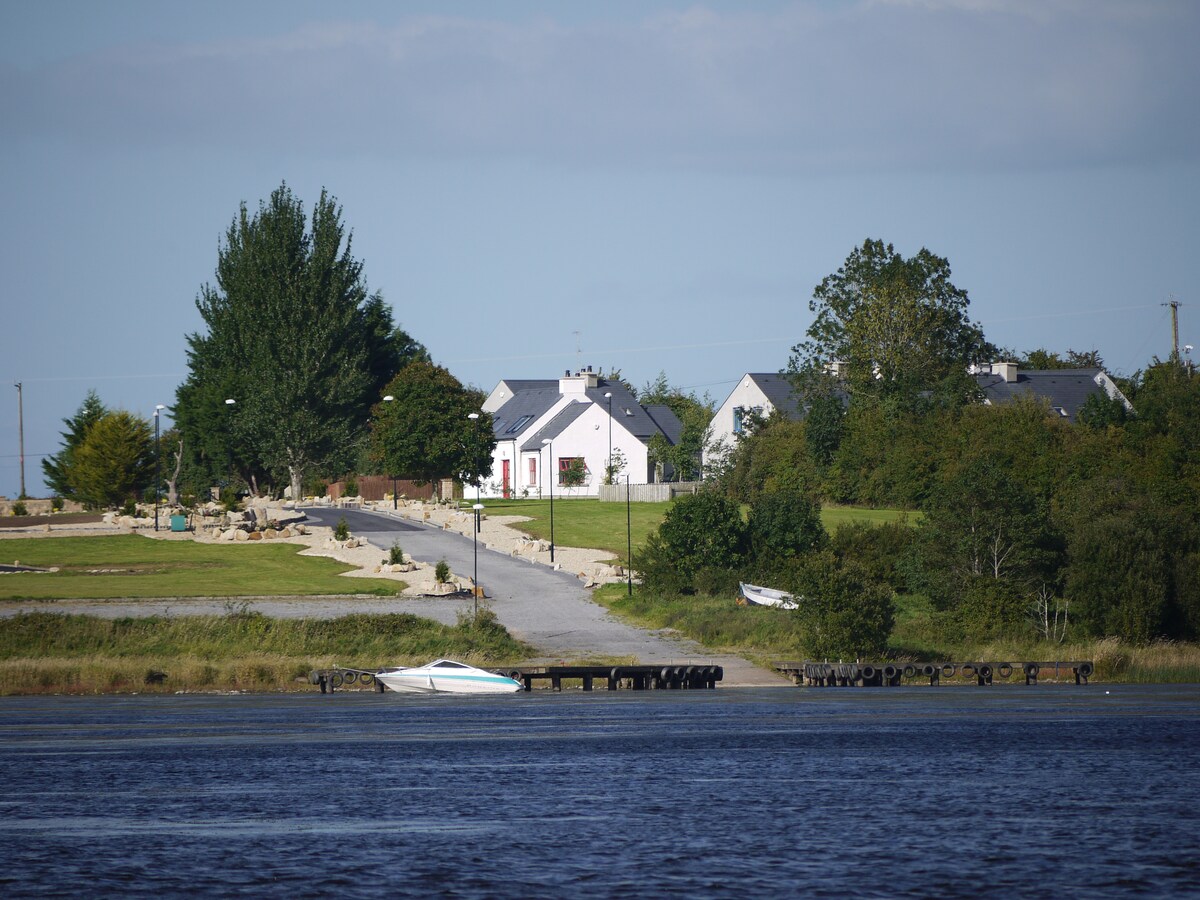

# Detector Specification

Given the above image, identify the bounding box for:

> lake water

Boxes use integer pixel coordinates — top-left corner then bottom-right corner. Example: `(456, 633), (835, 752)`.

(2, 685), (1199, 898)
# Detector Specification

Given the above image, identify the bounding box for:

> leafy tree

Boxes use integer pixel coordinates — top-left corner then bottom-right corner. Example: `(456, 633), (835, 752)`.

(638, 491), (747, 595)
(789, 239), (994, 402)
(641, 372), (714, 481)
(1018, 348), (1105, 370)
(178, 183), (411, 500)
(41, 390), (107, 500)
(371, 361), (493, 499)
(718, 416), (818, 504)
(746, 489), (827, 578)
(916, 453), (1060, 614)
(788, 552), (895, 660)
(68, 411), (155, 510)
(802, 381), (845, 468)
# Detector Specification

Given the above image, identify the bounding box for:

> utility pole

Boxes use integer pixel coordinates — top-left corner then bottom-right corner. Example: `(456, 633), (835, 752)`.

(14, 382), (25, 499)
(1164, 297), (1181, 358)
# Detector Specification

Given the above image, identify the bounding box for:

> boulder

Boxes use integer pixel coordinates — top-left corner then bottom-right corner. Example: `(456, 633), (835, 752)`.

(234, 529), (249, 542)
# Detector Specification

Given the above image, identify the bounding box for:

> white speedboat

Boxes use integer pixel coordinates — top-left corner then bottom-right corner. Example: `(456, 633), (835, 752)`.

(738, 582), (800, 610)
(374, 659), (523, 694)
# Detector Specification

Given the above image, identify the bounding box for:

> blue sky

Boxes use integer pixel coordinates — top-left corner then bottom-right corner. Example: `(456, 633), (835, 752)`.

(1, 0), (1197, 498)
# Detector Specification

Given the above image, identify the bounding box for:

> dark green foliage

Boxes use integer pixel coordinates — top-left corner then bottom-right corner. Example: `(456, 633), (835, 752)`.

(638, 491), (748, 595)
(788, 552), (895, 660)
(561, 458), (587, 487)
(41, 391), (107, 501)
(11, 501), (28, 517)
(435, 559), (451, 583)
(802, 386), (845, 467)
(640, 373), (714, 482)
(333, 517), (350, 541)
(120, 498), (138, 518)
(371, 361), (493, 497)
(1077, 391), (1130, 429)
(69, 411), (155, 510)
(388, 541), (404, 565)
(177, 183), (417, 500)
(830, 520), (916, 593)
(720, 417), (818, 504)
(746, 489), (827, 576)
(790, 238), (994, 402)
(50, 497), (64, 512)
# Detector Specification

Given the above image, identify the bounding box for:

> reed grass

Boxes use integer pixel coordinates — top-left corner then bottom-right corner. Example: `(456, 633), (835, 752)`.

(0, 610), (532, 695)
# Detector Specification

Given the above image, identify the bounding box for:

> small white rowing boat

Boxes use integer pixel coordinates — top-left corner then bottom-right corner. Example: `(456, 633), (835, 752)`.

(374, 659), (523, 694)
(738, 582), (799, 610)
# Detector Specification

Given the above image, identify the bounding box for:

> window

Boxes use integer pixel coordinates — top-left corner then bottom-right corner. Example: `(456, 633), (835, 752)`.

(505, 415), (534, 434)
(528, 457), (537, 487)
(733, 405), (762, 434)
(558, 457), (589, 487)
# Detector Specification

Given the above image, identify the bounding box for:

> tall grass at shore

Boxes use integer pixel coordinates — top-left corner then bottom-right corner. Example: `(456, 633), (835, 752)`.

(0, 610), (531, 695)
(594, 585), (1200, 682)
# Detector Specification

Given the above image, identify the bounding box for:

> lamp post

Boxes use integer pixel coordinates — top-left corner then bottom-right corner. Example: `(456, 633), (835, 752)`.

(626, 474), (633, 597)
(604, 391), (612, 486)
(153, 404), (165, 531)
(542, 437), (554, 563)
(467, 411), (483, 615)
(383, 395), (397, 508)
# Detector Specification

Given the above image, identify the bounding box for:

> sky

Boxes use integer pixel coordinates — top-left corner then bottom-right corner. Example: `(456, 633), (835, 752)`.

(1, 0), (1197, 498)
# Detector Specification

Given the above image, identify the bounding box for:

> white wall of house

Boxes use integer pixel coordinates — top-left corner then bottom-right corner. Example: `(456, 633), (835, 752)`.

(704, 375), (775, 469)
(479, 401), (650, 499)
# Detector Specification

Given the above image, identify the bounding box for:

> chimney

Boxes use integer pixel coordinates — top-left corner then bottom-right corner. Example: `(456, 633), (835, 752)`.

(992, 361), (1018, 383)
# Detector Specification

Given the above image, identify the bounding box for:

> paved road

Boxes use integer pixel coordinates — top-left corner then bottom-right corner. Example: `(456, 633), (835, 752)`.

(303, 507), (787, 686)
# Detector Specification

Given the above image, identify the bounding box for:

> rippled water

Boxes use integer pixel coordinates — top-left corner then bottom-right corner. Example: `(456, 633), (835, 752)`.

(2, 685), (1198, 898)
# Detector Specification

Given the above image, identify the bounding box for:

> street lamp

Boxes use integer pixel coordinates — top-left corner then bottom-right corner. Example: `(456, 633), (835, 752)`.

(542, 437), (555, 563)
(626, 474), (633, 597)
(467, 412), (482, 510)
(153, 404), (165, 531)
(383, 395), (397, 508)
(604, 391), (612, 486)
(472, 502), (484, 618)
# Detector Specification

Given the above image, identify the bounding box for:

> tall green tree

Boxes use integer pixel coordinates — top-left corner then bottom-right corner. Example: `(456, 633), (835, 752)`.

(640, 371), (714, 481)
(371, 361), (493, 499)
(68, 411), (155, 510)
(789, 239), (994, 402)
(41, 390), (107, 500)
(638, 491), (748, 595)
(177, 183), (410, 500)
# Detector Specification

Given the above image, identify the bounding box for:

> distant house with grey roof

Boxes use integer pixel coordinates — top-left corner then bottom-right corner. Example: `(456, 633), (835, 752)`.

(479, 367), (683, 498)
(705, 363), (1133, 468)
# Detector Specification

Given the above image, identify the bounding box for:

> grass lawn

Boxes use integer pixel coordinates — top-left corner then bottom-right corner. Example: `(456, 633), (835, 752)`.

(479, 497), (915, 560)
(0, 535), (403, 600)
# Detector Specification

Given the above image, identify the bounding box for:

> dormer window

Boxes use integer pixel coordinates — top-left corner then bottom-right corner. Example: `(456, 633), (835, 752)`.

(505, 415), (534, 434)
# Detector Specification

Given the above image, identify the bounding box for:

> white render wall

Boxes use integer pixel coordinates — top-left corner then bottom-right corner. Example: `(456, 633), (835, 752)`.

(704, 375), (775, 468)
(479, 401), (649, 499)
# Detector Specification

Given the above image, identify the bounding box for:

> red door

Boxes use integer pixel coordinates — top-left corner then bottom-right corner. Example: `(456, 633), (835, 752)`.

(501, 459), (511, 499)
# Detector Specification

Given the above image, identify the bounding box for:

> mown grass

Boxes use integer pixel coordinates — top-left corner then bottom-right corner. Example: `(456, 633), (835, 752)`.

(0, 610), (532, 695)
(0, 535), (403, 600)
(479, 497), (913, 561)
(594, 585), (1200, 683)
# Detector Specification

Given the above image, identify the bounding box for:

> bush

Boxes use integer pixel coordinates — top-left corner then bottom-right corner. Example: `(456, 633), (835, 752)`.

(830, 520), (916, 593)
(388, 541), (405, 565)
(790, 552), (895, 660)
(50, 497), (64, 513)
(120, 498), (137, 518)
(333, 517), (350, 541)
(11, 501), (28, 517)
(639, 491), (747, 595)
(747, 489), (827, 572)
(435, 559), (450, 583)
(344, 475), (359, 497)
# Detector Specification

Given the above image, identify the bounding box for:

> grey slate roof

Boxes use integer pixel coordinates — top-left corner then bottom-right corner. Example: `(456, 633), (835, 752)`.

(520, 402), (591, 451)
(973, 368), (1110, 422)
(490, 387), (561, 438)
(746, 373), (804, 418)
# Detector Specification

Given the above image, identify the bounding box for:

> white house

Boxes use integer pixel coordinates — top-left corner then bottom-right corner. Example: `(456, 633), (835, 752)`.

(705, 372), (806, 470)
(477, 367), (682, 498)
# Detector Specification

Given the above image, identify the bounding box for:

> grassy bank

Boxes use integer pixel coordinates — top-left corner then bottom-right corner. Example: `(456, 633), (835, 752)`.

(480, 497), (913, 560)
(0, 610), (531, 695)
(0, 535), (403, 600)
(592, 585), (1200, 683)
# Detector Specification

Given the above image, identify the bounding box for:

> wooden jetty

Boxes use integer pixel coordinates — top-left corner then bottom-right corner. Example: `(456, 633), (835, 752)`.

(309, 663), (723, 693)
(776, 660), (1094, 687)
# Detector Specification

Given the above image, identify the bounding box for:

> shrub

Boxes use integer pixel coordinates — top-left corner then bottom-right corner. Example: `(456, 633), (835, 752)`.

(333, 517), (350, 541)
(639, 491), (747, 595)
(11, 500), (28, 517)
(120, 498), (137, 518)
(791, 552), (895, 660)
(747, 489), (827, 572)
(388, 541), (404, 565)
(344, 475), (359, 497)
(50, 497), (64, 512)
(435, 559), (450, 583)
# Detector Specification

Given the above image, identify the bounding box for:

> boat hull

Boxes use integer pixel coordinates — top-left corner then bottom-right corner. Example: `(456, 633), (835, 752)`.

(739, 582), (799, 610)
(374, 662), (522, 694)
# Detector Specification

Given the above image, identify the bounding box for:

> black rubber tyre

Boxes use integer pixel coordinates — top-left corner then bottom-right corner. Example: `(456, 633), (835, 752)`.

(921, 664), (936, 678)
(903, 665), (916, 679)
(860, 665), (877, 681)
(1024, 662), (1040, 677)
(998, 663), (1013, 679)
(883, 665), (899, 680)
(1078, 662), (1094, 678)
(330, 672), (344, 689)
(961, 664), (976, 678)
(942, 664), (957, 678)
(978, 664), (993, 680)
(342, 672), (357, 686)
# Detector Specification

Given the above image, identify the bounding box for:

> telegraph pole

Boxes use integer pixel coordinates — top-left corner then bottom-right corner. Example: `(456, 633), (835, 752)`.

(14, 382), (25, 499)
(1164, 297), (1181, 358)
